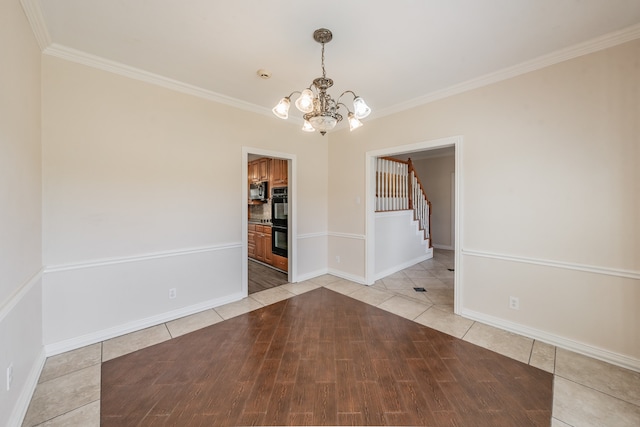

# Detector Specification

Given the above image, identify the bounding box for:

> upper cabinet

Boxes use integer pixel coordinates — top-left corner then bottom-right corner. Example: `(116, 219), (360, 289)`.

(248, 158), (269, 183)
(270, 158), (288, 187)
(248, 157), (287, 187)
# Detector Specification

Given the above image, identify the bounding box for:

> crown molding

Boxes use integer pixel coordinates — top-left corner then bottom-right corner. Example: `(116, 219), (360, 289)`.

(20, 0), (51, 50)
(375, 22), (640, 119)
(44, 43), (274, 118)
(20, 0), (273, 117)
(20, 0), (640, 120)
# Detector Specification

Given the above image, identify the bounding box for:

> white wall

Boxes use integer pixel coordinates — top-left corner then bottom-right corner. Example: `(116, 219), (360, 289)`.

(412, 155), (455, 249)
(374, 211), (432, 279)
(41, 56), (329, 351)
(0, 0), (44, 424)
(328, 39), (640, 369)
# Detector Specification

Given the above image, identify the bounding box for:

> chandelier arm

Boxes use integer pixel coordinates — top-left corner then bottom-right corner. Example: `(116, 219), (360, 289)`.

(285, 90), (302, 99)
(338, 90), (358, 102)
(336, 102), (353, 114)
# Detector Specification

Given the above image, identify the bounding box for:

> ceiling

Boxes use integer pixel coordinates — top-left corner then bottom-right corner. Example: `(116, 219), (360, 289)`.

(26, 1), (640, 124)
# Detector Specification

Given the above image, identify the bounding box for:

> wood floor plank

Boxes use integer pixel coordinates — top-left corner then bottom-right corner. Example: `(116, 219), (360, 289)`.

(101, 287), (553, 426)
(248, 259), (288, 294)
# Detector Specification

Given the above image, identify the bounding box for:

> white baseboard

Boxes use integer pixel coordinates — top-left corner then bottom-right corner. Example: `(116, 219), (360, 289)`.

(432, 243), (454, 250)
(326, 268), (367, 285)
(374, 253), (433, 281)
(7, 348), (46, 427)
(44, 291), (245, 357)
(460, 307), (640, 373)
(295, 268), (329, 283)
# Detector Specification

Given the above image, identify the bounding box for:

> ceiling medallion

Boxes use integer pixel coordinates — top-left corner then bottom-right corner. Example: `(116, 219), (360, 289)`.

(272, 28), (371, 135)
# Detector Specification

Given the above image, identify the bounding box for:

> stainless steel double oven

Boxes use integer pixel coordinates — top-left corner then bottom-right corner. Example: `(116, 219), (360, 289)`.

(271, 187), (287, 257)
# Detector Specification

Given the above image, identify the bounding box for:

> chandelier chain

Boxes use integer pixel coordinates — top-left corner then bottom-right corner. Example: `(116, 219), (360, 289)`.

(321, 42), (326, 78)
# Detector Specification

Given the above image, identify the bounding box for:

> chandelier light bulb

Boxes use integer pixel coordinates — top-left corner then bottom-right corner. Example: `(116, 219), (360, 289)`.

(348, 112), (363, 131)
(352, 97), (371, 119)
(301, 120), (315, 132)
(295, 89), (314, 113)
(272, 97), (291, 119)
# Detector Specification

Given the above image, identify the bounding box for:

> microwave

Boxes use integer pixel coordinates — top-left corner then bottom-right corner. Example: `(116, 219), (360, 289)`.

(249, 181), (268, 201)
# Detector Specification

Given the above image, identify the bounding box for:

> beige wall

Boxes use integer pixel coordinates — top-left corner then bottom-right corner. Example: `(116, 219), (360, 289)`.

(0, 0), (42, 305)
(41, 56), (330, 346)
(329, 40), (640, 366)
(413, 155), (455, 248)
(0, 0), (43, 424)
(42, 56), (329, 265)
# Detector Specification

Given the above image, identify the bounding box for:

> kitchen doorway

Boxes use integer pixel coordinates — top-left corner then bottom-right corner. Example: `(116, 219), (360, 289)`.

(242, 148), (296, 297)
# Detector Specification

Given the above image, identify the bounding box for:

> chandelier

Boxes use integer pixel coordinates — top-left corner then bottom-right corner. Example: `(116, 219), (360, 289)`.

(272, 28), (371, 135)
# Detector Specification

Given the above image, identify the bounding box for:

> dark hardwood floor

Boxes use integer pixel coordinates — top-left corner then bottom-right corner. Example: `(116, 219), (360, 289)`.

(101, 288), (553, 426)
(248, 258), (288, 294)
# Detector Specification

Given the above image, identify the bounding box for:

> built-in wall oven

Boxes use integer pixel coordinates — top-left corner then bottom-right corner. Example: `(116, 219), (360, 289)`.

(271, 187), (288, 257)
(272, 226), (287, 258)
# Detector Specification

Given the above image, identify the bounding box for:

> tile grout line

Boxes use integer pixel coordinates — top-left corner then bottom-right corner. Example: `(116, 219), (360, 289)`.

(163, 322), (174, 339)
(460, 320), (475, 340)
(551, 416), (577, 427)
(554, 374), (640, 408)
(31, 399), (101, 427)
(527, 339), (536, 365)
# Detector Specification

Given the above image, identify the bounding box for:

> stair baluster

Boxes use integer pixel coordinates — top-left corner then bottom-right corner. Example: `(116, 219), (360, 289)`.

(375, 157), (431, 248)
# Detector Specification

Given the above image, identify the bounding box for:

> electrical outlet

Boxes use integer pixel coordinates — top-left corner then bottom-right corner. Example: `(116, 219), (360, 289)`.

(335, 255), (341, 263)
(169, 288), (177, 299)
(6, 363), (13, 391)
(509, 296), (520, 310)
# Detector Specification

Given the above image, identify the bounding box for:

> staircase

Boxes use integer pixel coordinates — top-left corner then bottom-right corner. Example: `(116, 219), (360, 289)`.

(376, 157), (432, 249)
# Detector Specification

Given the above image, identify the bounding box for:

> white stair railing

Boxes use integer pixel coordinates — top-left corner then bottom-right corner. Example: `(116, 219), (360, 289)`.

(376, 158), (409, 211)
(410, 170), (430, 241)
(376, 157), (431, 246)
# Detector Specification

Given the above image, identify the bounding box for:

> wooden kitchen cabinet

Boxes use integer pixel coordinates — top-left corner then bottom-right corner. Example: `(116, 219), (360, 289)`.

(269, 158), (288, 187)
(248, 223), (285, 272)
(253, 225), (271, 264)
(265, 232), (273, 265)
(248, 224), (256, 257)
(248, 160), (257, 183)
(258, 158), (269, 182)
(248, 158), (269, 183)
(271, 253), (288, 272)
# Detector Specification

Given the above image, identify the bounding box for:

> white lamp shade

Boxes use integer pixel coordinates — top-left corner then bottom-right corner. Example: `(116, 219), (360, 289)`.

(352, 96), (371, 119)
(301, 120), (315, 132)
(295, 89), (315, 113)
(272, 97), (290, 119)
(348, 112), (363, 131)
(309, 114), (338, 132)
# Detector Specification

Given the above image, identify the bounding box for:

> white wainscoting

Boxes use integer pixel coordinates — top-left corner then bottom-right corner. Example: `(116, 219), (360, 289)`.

(296, 232), (329, 282)
(328, 232), (367, 284)
(43, 243), (244, 356)
(1, 270), (45, 427)
(374, 210), (433, 280)
(460, 249), (640, 372)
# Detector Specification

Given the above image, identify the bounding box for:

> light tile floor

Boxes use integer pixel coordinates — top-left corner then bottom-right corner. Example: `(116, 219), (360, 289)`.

(21, 250), (640, 426)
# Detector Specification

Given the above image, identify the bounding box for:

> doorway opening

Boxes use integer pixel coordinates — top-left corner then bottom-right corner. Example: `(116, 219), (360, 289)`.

(365, 136), (462, 313)
(242, 148), (296, 296)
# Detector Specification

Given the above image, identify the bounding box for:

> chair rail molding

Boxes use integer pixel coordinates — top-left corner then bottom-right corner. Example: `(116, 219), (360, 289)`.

(462, 249), (640, 280)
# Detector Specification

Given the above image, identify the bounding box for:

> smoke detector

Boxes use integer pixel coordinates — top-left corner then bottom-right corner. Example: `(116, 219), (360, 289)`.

(257, 69), (271, 79)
